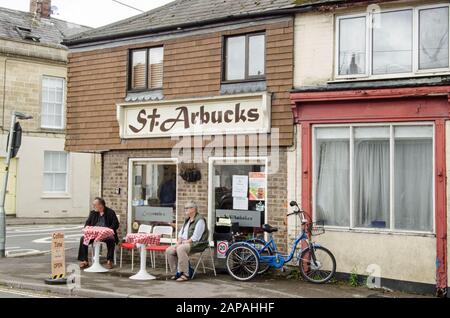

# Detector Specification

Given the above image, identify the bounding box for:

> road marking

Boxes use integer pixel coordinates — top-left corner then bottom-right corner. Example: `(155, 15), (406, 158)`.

(8, 225), (83, 234)
(33, 233), (82, 244)
(7, 230), (83, 238)
(5, 246), (20, 250)
(0, 287), (60, 298)
(5, 249), (42, 257)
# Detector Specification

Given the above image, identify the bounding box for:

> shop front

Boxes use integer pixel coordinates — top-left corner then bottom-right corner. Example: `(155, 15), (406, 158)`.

(290, 85), (449, 295)
(111, 92), (288, 255)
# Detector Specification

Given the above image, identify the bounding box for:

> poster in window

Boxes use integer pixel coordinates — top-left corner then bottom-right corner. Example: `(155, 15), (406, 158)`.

(248, 172), (266, 201)
(232, 175), (248, 198)
(233, 197), (248, 210)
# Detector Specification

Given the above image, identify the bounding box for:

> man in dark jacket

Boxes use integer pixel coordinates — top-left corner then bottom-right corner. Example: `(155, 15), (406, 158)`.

(78, 197), (120, 269)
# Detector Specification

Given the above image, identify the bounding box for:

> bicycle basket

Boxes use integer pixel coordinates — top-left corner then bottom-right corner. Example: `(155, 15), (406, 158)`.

(309, 220), (325, 236)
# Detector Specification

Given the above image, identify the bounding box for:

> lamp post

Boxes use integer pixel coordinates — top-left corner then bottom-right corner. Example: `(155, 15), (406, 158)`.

(0, 111), (33, 258)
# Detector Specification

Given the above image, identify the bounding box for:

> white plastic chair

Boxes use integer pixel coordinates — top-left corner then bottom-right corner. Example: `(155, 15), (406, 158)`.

(147, 225), (174, 274)
(119, 224), (152, 270)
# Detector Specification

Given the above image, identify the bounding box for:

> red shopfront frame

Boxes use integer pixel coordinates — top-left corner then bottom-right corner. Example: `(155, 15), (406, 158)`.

(291, 86), (450, 293)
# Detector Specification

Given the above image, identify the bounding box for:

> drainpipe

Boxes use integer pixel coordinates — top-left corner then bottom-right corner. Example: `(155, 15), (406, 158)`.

(2, 58), (7, 131)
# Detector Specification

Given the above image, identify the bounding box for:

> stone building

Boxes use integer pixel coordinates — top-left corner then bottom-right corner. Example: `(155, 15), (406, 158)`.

(0, 0), (101, 218)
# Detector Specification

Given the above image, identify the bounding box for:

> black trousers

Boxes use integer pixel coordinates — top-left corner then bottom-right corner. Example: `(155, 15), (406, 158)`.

(78, 237), (116, 262)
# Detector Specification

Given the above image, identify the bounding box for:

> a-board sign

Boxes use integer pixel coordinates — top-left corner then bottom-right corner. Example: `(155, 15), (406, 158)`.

(51, 232), (65, 279)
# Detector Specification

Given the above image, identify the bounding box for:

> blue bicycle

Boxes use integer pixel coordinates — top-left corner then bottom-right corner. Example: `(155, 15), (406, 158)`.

(225, 201), (336, 283)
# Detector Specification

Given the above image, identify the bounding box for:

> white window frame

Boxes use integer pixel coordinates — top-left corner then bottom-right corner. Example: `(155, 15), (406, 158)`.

(312, 122), (436, 235)
(41, 76), (65, 129)
(334, 3), (450, 80)
(43, 151), (69, 194)
(208, 157), (269, 242)
(127, 158), (178, 237)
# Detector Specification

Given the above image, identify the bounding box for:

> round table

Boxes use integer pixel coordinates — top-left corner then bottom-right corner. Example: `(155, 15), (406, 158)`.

(82, 226), (115, 273)
(125, 233), (161, 280)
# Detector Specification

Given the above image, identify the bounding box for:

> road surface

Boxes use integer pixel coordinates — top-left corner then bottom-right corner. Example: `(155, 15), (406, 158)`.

(0, 286), (61, 298)
(5, 224), (83, 257)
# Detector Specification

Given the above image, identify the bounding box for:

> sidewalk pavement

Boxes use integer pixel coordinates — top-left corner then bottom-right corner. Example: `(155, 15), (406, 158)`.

(6, 216), (86, 226)
(0, 247), (430, 298)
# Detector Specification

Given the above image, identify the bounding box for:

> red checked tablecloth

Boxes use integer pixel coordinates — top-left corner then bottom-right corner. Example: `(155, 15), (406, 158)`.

(82, 226), (115, 246)
(125, 233), (161, 245)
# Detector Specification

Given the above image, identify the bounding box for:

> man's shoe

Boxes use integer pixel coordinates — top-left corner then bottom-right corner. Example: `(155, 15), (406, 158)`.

(105, 260), (114, 269)
(79, 261), (89, 269)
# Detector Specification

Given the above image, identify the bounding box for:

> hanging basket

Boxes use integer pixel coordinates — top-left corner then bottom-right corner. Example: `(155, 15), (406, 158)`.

(179, 163), (201, 183)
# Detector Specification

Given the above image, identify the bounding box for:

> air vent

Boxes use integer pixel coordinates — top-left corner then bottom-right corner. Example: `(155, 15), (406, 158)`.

(15, 26), (40, 42)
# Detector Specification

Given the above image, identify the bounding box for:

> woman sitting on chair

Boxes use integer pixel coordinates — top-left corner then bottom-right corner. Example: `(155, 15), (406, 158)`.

(166, 200), (209, 282)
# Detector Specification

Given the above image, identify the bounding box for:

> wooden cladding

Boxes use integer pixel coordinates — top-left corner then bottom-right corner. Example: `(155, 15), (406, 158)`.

(66, 19), (294, 152)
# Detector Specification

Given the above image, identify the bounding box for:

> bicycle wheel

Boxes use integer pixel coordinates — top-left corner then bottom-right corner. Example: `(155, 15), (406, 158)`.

(299, 246), (336, 284)
(226, 244), (260, 281)
(247, 239), (273, 274)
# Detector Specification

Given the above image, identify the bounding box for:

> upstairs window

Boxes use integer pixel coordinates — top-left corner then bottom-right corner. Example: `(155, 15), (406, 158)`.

(224, 33), (265, 81)
(336, 4), (449, 78)
(129, 47), (164, 91)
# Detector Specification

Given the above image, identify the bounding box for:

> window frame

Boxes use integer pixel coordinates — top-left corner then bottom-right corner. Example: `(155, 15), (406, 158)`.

(41, 76), (65, 130)
(127, 46), (164, 92)
(43, 151), (69, 194)
(312, 121), (436, 235)
(222, 32), (266, 83)
(127, 158), (178, 237)
(334, 3), (450, 80)
(207, 156), (269, 242)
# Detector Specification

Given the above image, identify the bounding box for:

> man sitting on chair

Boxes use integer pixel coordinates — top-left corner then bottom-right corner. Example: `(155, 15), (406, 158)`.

(166, 200), (209, 282)
(78, 197), (120, 269)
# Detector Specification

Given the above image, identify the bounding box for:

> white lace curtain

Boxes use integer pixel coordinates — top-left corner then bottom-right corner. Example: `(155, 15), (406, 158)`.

(315, 126), (433, 232)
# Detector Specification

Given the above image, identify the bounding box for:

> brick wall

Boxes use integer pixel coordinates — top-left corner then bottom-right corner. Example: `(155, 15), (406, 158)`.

(66, 18), (294, 152)
(102, 148), (289, 253)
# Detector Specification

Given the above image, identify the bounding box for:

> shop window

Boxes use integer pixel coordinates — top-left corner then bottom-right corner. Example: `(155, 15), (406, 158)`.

(314, 124), (434, 232)
(129, 47), (164, 91)
(224, 33), (265, 81)
(41, 76), (64, 129)
(336, 4), (450, 78)
(130, 161), (176, 232)
(43, 151), (68, 193)
(211, 160), (267, 238)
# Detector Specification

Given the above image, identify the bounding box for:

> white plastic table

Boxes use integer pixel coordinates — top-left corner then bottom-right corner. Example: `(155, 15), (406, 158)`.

(84, 241), (109, 273)
(129, 243), (156, 280)
(82, 226), (115, 273)
(126, 233), (161, 281)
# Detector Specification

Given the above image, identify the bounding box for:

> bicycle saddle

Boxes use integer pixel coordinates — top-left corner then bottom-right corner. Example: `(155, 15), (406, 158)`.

(262, 224), (278, 233)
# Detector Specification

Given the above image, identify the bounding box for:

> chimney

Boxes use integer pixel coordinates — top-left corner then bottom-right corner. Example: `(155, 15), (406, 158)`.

(30, 0), (52, 19)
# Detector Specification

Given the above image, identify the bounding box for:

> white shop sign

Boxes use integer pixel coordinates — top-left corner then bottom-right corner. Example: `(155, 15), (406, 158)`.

(216, 209), (262, 228)
(135, 206), (173, 223)
(117, 92), (271, 138)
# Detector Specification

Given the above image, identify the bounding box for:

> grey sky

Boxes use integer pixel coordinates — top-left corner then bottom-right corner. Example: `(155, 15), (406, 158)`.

(0, 0), (175, 28)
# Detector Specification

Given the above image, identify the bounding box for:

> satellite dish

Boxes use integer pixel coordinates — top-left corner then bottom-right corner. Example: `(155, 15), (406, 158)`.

(50, 5), (59, 15)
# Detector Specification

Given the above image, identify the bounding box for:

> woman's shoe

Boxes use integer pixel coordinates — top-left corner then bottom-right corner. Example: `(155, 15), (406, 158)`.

(176, 273), (190, 282)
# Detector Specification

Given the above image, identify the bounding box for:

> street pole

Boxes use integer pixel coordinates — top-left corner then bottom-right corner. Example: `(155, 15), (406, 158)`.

(0, 112), (16, 258)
